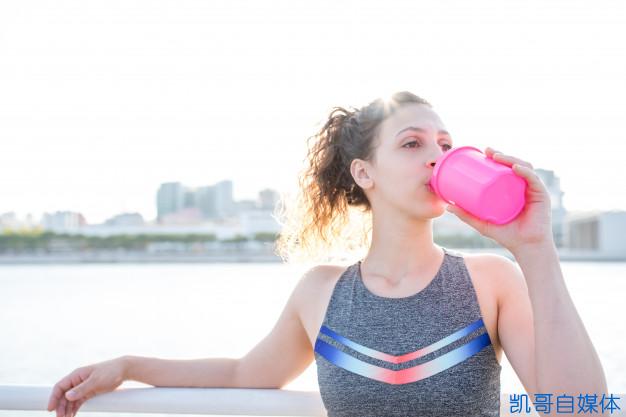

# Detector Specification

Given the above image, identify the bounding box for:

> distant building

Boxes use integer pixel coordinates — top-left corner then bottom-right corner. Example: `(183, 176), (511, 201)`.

(564, 210), (626, 255)
(183, 188), (197, 209)
(0, 212), (21, 230)
(258, 189), (280, 211)
(433, 211), (478, 237)
(238, 209), (282, 236)
(214, 180), (236, 218)
(0, 212), (41, 230)
(236, 199), (258, 212)
(195, 185), (217, 219)
(77, 221), (216, 238)
(41, 211), (87, 232)
(104, 212), (145, 227)
(157, 180), (235, 223)
(24, 213), (37, 228)
(160, 207), (204, 225)
(156, 182), (186, 221)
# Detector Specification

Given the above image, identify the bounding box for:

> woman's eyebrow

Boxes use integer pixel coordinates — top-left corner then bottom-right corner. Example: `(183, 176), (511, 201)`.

(395, 127), (451, 139)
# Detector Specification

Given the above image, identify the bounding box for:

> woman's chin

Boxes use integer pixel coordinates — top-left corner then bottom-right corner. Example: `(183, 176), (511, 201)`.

(424, 188), (446, 206)
(431, 199), (449, 213)
(419, 199), (448, 218)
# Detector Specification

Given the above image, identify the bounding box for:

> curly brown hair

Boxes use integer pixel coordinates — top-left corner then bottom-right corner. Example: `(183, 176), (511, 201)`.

(274, 91), (433, 264)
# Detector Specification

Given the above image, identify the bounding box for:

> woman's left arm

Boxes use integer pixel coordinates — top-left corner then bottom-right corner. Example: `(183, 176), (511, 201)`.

(512, 238), (608, 397)
(446, 146), (608, 399)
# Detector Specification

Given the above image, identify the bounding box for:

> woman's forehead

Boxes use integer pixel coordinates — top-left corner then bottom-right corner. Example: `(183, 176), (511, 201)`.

(380, 104), (447, 139)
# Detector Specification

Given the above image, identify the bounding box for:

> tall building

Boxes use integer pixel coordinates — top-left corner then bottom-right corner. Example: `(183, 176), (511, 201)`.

(156, 182), (185, 221)
(196, 185), (217, 218)
(183, 188), (197, 209)
(258, 188), (280, 211)
(192, 181), (235, 220)
(214, 180), (235, 218)
(157, 180), (235, 223)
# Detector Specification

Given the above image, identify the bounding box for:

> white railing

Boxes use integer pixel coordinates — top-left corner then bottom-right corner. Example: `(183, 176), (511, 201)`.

(0, 385), (325, 415)
(2, 385), (623, 416)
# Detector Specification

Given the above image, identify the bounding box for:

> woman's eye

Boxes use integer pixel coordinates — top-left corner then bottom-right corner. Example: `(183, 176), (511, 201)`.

(402, 141), (453, 150)
(402, 141), (419, 148)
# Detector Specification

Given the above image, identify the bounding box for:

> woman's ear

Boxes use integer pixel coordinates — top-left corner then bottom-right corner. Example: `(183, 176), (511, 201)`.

(351, 159), (374, 190)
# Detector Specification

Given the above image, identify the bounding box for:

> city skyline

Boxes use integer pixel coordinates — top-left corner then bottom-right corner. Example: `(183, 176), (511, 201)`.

(2, 167), (624, 258)
(0, 167), (610, 232)
(1, 179), (281, 226)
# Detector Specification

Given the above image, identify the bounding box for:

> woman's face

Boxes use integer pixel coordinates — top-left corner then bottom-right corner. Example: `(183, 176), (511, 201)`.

(356, 103), (453, 219)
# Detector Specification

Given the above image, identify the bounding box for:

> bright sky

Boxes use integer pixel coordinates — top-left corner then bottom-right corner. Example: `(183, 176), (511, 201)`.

(1, 0), (625, 224)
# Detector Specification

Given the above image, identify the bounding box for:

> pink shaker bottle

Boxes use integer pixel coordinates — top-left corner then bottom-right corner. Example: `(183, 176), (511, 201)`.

(428, 146), (527, 225)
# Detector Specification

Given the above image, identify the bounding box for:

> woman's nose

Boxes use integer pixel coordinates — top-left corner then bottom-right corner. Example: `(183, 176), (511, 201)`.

(427, 150), (444, 168)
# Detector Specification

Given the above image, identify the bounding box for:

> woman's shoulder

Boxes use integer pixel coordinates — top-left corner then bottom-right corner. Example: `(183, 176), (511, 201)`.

(292, 263), (352, 348)
(296, 263), (351, 294)
(444, 246), (514, 265)
(288, 263), (354, 310)
(456, 250), (519, 311)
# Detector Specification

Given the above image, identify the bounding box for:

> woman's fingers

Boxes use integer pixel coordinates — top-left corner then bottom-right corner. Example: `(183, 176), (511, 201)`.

(512, 163), (546, 192)
(485, 146), (505, 159)
(48, 368), (85, 412)
(69, 398), (78, 417)
(485, 147), (500, 157)
(49, 376), (80, 417)
(72, 400), (80, 417)
(485, 148), (533, 170)
(48, 378), (72, 412)
(49, 366), (97, 416)
(64, 399), (70, 417)
(56, 395), (67, 417)
(496, 152), (533, 169)
(66, 398), (73, 417)
(72, 397), (87, 417)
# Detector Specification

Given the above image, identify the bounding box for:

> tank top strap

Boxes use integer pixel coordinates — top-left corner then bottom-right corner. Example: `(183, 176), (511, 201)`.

(435, 247), (484, 318)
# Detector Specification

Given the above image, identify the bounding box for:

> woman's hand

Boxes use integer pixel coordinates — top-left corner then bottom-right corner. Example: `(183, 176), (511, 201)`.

(445, 147), (555, 254)
(47, 356), (128, 417)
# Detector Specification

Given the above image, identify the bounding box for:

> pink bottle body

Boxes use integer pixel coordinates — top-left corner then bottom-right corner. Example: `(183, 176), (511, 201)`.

(429, 146), (527, 225)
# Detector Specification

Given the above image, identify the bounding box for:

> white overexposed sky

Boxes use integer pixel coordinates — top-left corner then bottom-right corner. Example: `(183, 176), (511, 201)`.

(1, 0), (625, 224)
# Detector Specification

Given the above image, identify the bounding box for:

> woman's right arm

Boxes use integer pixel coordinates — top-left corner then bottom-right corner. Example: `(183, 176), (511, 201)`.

(47, 355), (239, 417)
(48, 265), (330, 417)
(123, 355), (240, 387)
(47, 355), (240, 417)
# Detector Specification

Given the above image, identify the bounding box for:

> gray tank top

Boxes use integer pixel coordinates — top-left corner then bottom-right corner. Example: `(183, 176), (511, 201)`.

(314, 246), (502, 417)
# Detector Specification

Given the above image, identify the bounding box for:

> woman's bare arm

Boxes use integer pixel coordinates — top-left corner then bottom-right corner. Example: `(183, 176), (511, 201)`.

(123, 355), (240, 387)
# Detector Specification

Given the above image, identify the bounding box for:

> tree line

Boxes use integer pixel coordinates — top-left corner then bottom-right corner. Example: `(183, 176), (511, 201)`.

(0, 229), (280, 254)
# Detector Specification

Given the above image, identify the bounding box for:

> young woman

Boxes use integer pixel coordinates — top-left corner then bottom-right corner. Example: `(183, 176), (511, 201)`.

(47, 91), (607, 417)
